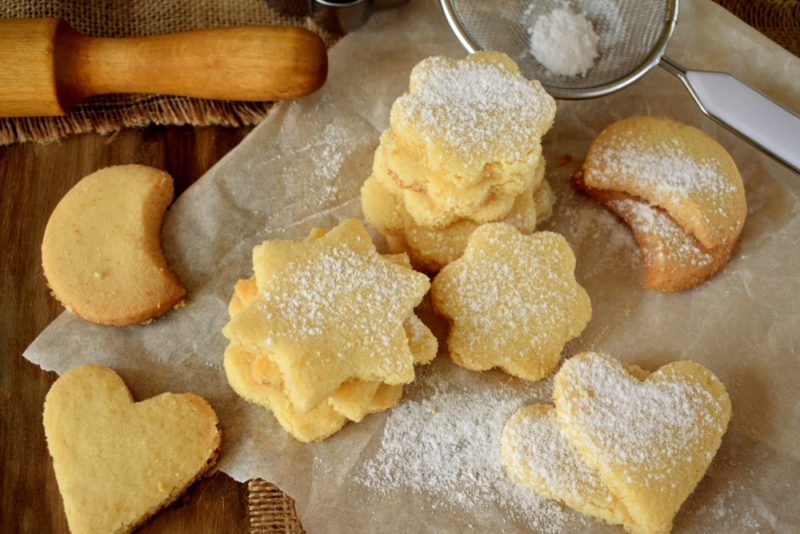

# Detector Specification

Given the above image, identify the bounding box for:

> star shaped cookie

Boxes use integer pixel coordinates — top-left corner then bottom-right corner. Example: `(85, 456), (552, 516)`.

(224, 219), (430, 413)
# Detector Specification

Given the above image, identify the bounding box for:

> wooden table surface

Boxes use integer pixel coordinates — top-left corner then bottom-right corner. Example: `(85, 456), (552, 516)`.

(1, 125), (256, 533)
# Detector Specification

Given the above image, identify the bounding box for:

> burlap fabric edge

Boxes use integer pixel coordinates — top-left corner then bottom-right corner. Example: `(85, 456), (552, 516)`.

(0, 1), (341, 145)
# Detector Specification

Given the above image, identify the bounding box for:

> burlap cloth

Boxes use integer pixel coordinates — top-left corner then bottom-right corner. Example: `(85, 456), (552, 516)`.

(0, 1), (342, 145)
(7, 0), (798, 532)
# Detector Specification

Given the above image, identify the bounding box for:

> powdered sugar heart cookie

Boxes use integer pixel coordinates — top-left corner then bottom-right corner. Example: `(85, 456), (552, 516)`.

(553, 352), (731, 534)
(43, 364), (221, 534)
(501, 403), (636, 531)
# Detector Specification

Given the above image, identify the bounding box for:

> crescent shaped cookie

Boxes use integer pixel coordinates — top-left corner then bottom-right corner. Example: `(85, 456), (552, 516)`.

(574, 167), (735, 291)
(575, 116), (746, 290)
(41, 165), (185, 325)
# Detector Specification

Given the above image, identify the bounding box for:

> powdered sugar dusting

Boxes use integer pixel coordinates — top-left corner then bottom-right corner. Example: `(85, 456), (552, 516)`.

(393, 56), (555, 165)
(556, 353), (727, 471)
(356, 364), (575, 533)
(608, 198), (714, 268)
(594, 141), (738, 220)
(528, 8), (599, 77)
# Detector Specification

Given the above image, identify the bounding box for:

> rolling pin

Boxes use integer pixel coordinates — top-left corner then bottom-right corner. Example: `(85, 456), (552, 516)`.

(0, 18), (328, 117)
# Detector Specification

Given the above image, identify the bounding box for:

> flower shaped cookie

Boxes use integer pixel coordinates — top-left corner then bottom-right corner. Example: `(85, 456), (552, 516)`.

(431, 223), (591, 381)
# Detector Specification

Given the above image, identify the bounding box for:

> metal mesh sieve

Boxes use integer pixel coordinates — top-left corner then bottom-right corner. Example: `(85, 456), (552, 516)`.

(440, 0), (678, 99)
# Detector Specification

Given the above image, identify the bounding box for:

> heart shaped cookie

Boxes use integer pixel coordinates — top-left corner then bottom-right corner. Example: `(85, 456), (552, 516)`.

(553, 352), (731, 534)
(501, 403), (636, 531)
(43, 364), (221, 534)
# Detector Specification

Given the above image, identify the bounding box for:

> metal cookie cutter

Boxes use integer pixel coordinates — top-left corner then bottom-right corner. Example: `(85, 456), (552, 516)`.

(269, 0), (409, 34)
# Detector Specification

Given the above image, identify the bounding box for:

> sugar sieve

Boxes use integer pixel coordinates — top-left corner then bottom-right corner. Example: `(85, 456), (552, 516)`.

(440, 0), (800, 173)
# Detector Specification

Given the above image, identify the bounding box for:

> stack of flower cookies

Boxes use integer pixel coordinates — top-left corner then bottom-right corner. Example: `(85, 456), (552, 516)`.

(361, 51), (557, 271)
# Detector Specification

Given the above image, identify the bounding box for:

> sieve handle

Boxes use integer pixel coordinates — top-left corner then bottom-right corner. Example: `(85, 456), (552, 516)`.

(661, 56), (800, 174)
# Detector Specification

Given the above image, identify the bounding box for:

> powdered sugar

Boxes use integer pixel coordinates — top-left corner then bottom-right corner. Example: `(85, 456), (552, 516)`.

(356, 362), (576, 532)
(392, 55), (555, 167)
(608, 198), (714, 268)
(528, 8), (599, 77)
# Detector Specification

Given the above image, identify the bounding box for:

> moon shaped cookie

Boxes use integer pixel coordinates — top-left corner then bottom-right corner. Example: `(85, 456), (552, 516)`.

(574, 116), (746, 291)
(41, 165), (185, 325)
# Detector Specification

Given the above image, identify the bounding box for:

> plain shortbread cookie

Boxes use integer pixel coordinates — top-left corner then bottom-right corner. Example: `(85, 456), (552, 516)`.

(43, 364), (221, 534)
(41, 164), (185, 325)
(431, 223), (591, 381)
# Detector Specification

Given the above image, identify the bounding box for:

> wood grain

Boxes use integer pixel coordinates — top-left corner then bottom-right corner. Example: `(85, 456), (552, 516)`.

(0, 125), (253, 533)
(0, 18), (327, 117)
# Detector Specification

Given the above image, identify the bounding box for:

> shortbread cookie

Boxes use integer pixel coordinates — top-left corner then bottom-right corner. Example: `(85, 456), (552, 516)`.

(41, 165), (185, 326)
(372, 143), (526, 229)
(326, 379), (404, 423)
(578, 116), (746, 251)
(400, 177), (550, 272)
(362, 167), (552, 272)
(553, 352), (731, 534)
(531, 179), (555, 223)
(224, 256), (433, 440)
(380, 129), (545, 223)
(43, 364), (221, 534)
(502, 404), (634, 531)
(431, 223), (591, 381)
(224, 341), (348, 442)
(390, 51), (556, 188)
(223, 218), (430, 413)
(233, 276), (436, 387)
(574, 168), (735, 291)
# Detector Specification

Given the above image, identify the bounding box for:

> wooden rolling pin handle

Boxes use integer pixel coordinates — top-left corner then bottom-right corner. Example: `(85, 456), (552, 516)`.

(0, 18), (328, 117)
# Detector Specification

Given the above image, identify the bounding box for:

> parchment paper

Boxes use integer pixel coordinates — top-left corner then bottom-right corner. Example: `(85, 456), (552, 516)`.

(25, 0), (800, 532)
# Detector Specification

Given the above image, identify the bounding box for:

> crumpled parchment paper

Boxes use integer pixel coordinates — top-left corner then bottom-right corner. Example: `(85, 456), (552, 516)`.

(25, 0), (800, 532)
